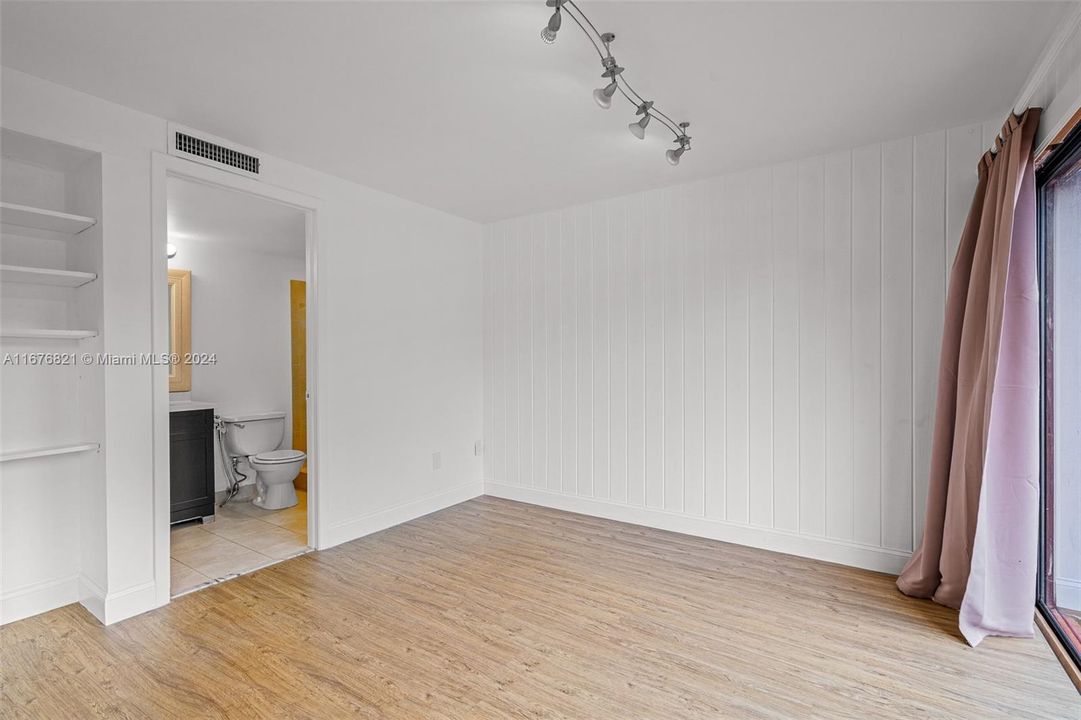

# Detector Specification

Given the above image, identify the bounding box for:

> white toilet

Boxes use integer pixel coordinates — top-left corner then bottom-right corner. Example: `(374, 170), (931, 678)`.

(220, 411), (306, 510)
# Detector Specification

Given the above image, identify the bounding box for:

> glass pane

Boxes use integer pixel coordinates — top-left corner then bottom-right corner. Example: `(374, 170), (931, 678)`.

(1046, 144), (1081, 658)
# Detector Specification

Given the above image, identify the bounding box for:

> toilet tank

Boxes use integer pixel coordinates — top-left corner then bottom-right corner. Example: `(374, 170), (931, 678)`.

(220, 411), (286, 457)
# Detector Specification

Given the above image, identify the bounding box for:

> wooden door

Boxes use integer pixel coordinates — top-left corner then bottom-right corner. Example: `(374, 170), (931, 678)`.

(290, 279), (307, 491)
(168, 269), (192, 392)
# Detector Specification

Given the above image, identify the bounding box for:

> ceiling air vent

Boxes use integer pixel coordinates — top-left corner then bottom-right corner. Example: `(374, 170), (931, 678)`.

(167, 123), (262, 179)
(176, 132), (259, 174)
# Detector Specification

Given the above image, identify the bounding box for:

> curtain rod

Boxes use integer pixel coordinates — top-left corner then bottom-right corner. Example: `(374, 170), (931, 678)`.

(993, 1), (1081, 155)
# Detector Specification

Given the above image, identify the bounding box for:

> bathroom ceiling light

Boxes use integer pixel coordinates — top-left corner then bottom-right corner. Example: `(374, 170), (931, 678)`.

(540, 2), (693, 163)
(166, 242), (178, 259)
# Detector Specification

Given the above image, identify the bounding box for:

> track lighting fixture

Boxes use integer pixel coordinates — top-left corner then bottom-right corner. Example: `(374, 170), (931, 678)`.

(541, 0), (565, 43)
(540, 1), (692, 164)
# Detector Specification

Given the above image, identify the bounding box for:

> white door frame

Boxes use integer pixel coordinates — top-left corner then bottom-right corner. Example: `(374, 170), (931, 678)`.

(150, 152), (323, 606)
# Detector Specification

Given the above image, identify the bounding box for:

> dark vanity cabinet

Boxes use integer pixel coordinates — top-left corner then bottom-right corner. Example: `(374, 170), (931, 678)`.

(170, 409), (216, 523)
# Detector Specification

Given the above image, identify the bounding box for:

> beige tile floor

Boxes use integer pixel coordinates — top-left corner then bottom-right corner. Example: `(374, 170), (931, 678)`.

(170, 490), (308, 596)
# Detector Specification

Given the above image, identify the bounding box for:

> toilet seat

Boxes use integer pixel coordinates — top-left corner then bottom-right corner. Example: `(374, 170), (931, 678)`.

(251, 449), (306, 465)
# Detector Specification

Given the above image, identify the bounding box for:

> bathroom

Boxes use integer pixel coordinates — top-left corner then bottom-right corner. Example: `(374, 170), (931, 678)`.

(166, 175), (311, 596)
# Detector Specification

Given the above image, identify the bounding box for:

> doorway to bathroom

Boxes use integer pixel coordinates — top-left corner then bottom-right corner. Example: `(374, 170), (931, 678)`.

(154, 160), (320, 600)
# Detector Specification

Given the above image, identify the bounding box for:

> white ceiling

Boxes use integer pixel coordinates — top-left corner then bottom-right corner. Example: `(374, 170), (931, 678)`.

(167, 176), (306, 259)
(1, 2), (1070, 222)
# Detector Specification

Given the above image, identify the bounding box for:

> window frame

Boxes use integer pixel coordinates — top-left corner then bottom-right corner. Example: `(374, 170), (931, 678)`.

(1036, 118), (1081, 674)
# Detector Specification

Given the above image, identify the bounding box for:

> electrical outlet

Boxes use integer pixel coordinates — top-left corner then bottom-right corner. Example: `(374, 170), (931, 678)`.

(432, 452), (442, 470)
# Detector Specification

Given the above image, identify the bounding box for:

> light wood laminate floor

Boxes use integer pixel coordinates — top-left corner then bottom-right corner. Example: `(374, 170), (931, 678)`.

(2, 497), (1077, 719)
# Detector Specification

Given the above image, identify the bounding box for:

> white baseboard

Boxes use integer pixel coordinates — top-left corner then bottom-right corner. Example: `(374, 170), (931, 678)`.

(79, 575), (107, 623)
(323, 481), (485, 549)
(1, 575), (79, 625)
(1056, 577), (1081, 611)
(4, 574), (161, 627)
(80, 575), (160, 626)
(102, 581), (160, 624)
(485, 483), (910, 575)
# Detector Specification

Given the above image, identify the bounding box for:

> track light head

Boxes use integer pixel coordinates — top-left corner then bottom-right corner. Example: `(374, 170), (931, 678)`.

(667, 126), (691, 165)
(542, 0), (565, 43)
(629, 115), (650, 140)
(593, 83), (617, 109)
(548, 9), (562, 32)
(628, 102), (653, 139)
(593, 64), (621, 109)
(541, 8), (561, 43)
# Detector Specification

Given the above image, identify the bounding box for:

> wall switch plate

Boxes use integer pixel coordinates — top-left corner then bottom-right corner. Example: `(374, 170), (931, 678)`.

(432, 452), (441, 470)
(474, 441), (483, 456)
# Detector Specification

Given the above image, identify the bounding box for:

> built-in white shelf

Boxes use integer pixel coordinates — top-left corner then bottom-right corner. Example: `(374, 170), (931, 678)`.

(0, 443), (99, 463)
(0, 264), (97, 287)
(0, 201), (96, 235)
(0, 328), (98, 340)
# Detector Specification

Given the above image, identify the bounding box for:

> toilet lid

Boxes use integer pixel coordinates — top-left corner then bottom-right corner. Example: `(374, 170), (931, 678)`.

(252, 449), (306, 464)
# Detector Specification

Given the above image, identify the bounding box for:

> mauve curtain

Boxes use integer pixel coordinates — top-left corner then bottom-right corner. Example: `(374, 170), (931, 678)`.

(896, 108), (1041, 646)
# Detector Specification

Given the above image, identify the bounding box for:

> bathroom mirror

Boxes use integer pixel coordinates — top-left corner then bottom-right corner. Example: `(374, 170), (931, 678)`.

(168, 268), (192, 392)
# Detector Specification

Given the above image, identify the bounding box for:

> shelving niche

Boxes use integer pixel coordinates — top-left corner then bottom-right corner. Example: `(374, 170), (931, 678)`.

(0, 128), (107, 624)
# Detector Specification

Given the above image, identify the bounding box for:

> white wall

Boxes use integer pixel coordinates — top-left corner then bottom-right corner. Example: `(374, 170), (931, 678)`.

(1027, 3), (1081, 153)
(482, 119), (1005, 573)
(168, 237), (305, 492)
(1, 67), (483, 623)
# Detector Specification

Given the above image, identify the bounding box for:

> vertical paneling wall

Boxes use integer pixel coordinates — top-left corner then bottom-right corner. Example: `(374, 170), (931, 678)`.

(483, 119), (999, 572)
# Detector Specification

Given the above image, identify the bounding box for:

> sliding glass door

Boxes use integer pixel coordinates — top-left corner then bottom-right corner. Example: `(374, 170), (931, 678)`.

(1038, 123), (1081, 671)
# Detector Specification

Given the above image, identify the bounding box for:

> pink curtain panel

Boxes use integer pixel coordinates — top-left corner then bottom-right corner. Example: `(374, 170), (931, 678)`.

(896, 109), (1042, 646)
